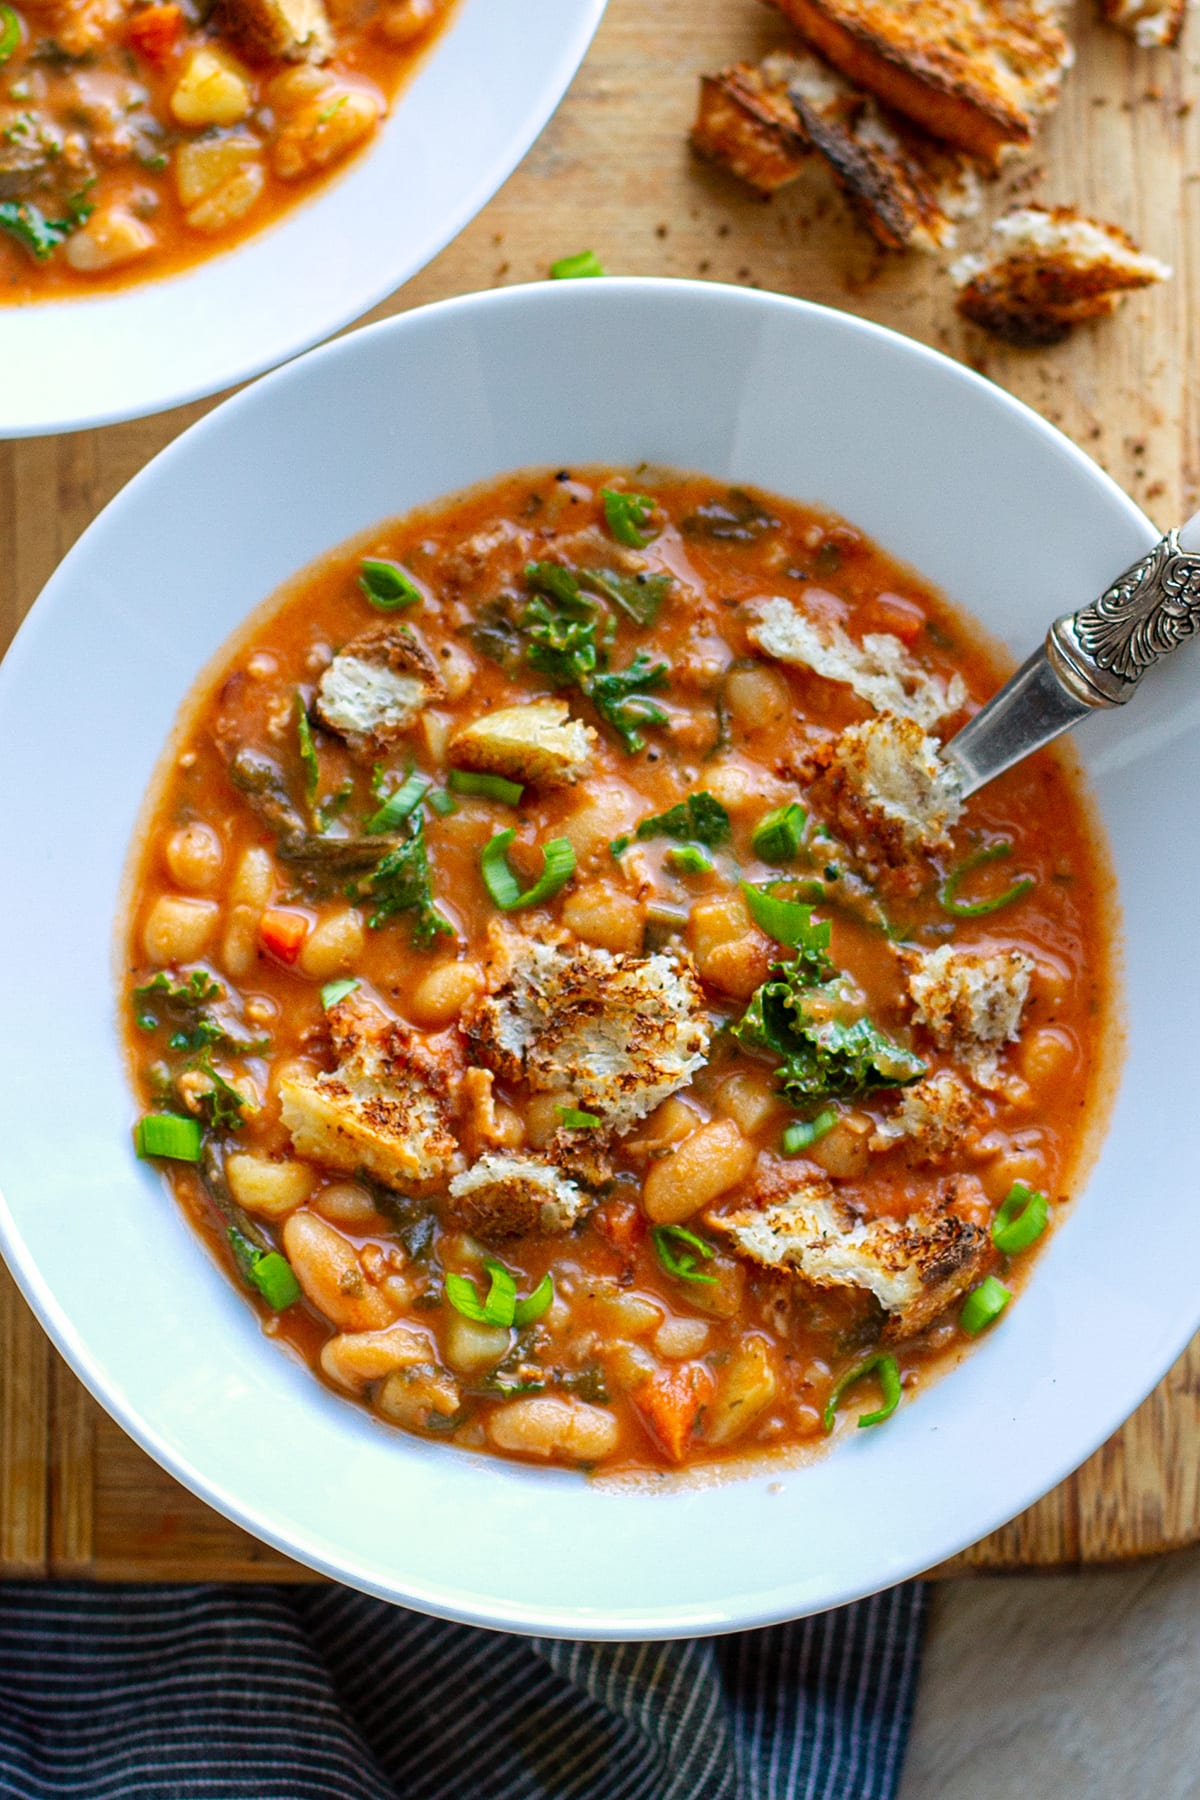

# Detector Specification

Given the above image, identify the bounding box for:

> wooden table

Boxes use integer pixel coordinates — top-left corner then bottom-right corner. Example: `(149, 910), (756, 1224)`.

(2, 0), (1198, 1582)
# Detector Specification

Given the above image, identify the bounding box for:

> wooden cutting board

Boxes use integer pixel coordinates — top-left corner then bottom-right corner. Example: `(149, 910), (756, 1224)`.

(2, 0), (1198, 1582)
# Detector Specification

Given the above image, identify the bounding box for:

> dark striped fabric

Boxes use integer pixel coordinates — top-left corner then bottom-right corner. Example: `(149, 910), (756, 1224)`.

(0, 1581), (926, 1800)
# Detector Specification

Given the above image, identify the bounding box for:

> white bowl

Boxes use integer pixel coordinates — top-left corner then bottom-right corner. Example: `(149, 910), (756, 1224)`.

(0, 280), (1195, 1636)
(0, 0), (606, 438)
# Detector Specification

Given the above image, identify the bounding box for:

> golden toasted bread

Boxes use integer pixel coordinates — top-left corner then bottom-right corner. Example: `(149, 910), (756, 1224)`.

(767, 0), (1072, 166)
(952, 205), (1171, 344)
(693, 51), (981, 250)
(692, 60), (812, 193)
(1100, 0), (1185, 45)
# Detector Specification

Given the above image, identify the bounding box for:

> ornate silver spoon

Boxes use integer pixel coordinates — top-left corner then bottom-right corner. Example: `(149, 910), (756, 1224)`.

(942, 514), (1200, 798)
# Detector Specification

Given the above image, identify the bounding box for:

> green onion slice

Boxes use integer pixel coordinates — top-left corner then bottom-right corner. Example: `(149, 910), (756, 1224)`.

(601, 488), (658, 549)
(446, 1260), (552, 1329)
(752, 802), (807, 865)
(447, 768), (524, 805)
(320, 977), (360, 1009)
(652, 1223), (718, 1286)
(134, 1112), (203, 1163)
(295, 693), (319, 809)
(480, 828), (576, 911)
(782, 1108), (837, 1155)
(959, 1275), (1012, 1336)
(228, 1228), (301, 1310)
(823, 1352), (902, 1432)
(665, 845), (714, 875)
(427, 787), (458, 817)
(367, 770), (431, 833)
(740, 880), (819, 947)
(513, 1272), (554, 1327)
(359, 557), (422, 610)
(939, 843), (1034, 919)
(991, 1181), (1049, 1256)
(557, 1106), (601, 1130)
(549, 249), (605, 279)
(0, 6), (20, 64)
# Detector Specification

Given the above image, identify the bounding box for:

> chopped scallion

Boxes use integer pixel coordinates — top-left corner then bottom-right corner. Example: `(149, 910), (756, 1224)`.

(427, 787), (458, 817)
(228, 1228), (301, 1310)
(665, 845), (714, 876)
(366, 770), (431, 833)
(447, 769), (524, 805)
(752, 802), (807, 865)
(782, 1108), (837, 1155)
(480, 828), (576, 911)
(823, 1352), (902, 1432)
(445, 1260), (552, 1329)
(513, 1272), (554, 1327)
(295, 693), (319, 811)
(549, 249), (605, 279)
(601, 488), (659, 549)
(557, 1106), (601, 1130)
(652, 1223), (718, 1286)
(320, 978), (360, 1009)
(740, 881), (822, 948)
(991, 1182), (1049, 1256)
(134, 1112), (203, 1163)
(0, 5), (20, 63)
(959, 1276), (1011, 1336)
(358, 557), (422, 610)
(939, 842), (1034, 919)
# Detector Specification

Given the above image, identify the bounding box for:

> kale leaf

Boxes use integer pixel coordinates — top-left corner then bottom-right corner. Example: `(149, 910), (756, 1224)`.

(350, 818), (454, 947)
(0, 186), (93, 261)
(612, 791), (731, 856)
(734, 902), (925, 1102)
(520, 562), (670, 753)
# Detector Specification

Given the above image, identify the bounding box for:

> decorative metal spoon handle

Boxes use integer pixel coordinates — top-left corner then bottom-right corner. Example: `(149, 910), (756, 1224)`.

(943, 513), (1200, 800)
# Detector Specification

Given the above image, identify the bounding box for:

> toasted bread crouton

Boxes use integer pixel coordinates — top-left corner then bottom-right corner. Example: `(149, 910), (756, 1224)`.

(693, 51), (980, 249)
(449, 698), (596, 790)
(448, 1153), (586, 1239)
(713, 1170), (989, 1338)
(904, 943), (1033, 1086)
(769, 0), (1072, 165)
(952, 206), (1171, 345)
(219, 0), (331, 60)
(804, 714), (962, 893)
(279, 995), (458, 1190)
(752, 598), (967, 726)
(465, 932), (711, 1134)
(692, 60), (812, 193)
(871, 1068), (978, 1162)
(315, 625), (445, 754)
(1100, 0), (1185, 45)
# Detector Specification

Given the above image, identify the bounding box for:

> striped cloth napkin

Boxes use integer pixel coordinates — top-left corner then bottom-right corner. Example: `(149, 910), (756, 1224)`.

(0, 1580), (926, 1799)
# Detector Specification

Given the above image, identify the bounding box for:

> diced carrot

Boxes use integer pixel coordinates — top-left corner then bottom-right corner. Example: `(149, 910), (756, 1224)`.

(127, 3), (185, 64)
(592, 1198), (646, 1256)
(259, 906), (309, 965)
(632, 1364), (715, 1464)
(856, 591), (925, 645)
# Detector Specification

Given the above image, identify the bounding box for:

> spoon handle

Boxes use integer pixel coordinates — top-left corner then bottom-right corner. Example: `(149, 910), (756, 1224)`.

(943, 513), (1200, 800)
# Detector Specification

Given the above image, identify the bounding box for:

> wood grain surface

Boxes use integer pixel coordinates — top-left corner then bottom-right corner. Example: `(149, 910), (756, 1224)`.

(1, 0), (1198, 1581)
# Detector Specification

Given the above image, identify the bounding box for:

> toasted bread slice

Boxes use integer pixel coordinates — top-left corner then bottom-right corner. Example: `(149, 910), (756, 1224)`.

(752, 595), (968, 722)
(692, 61), (812, 193)
(768, 0), (1072, 165)
(219, 0), (332, 61)
(1100, 0), (1185, 46)
(693, 51), (981, 249)
(448, 1153), (587, 1239)
(315, 623), (445, 753)
(803, 713), (963, 895)
(448, 697), (596, 789)
(952, 205), (1171, 345)
(712, 1171), (990, 1340)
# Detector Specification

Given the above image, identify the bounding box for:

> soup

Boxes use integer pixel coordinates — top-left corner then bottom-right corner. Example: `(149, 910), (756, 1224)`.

(0, 0), (453, 296)
(122, 468), (1115, 1474)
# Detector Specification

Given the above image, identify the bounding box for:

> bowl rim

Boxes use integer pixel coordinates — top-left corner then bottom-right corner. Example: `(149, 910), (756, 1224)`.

(1, 277), (1189, 1635)
(0, 0), (608, 439)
